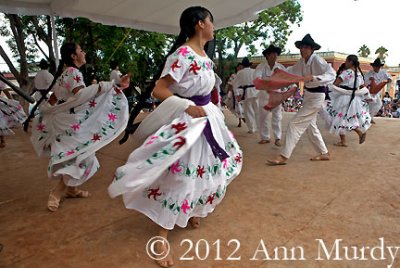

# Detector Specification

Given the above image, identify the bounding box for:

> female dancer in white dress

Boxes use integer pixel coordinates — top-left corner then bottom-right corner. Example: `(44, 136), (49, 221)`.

(108, 6), (242, 267)
(322, 55), (371, 146)
(0, 81), (26, 148)
(30, 43), (129, 212)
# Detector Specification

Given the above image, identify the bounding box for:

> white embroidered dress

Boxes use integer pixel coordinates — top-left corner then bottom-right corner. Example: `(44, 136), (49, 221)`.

(0, 84), (26, 136)
(322, 69), (371, 134)
(108, 46), (242, 230)
(31, 67), (129, 186)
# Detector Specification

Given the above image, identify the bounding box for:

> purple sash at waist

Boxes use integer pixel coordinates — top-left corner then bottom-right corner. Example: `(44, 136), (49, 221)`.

(305, 86), (330, 100)
(305, 86), (327, 93)
(182, 93), (229, 161)
(188, 94), (211, 106)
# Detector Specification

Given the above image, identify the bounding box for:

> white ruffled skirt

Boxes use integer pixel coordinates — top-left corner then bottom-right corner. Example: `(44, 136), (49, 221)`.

(31, 83), (128, 186)
(321, 86), (371, 135)
(109, 100), (242, 230)
(0, 96), (26, 136)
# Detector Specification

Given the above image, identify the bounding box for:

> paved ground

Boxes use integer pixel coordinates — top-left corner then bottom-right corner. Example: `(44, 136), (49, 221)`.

(1, 111), (400, 268)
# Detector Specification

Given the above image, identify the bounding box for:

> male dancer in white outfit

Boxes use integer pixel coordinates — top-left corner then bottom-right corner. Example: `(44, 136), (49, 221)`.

(364, 58), (392, 123)
(33, 59), (54, 101)
(267, 34), (336, 165)
(227, 63), (245, 127)
(254, 44), (286, 146)
(234, 57), (259, 133)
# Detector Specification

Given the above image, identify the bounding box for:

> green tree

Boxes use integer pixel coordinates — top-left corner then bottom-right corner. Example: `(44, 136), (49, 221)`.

(0, 14), (171, 91)
(375, 46), (388, 61)
(0, 13), (57, 98)
(55, 17), (171, 87)
(0, 14), (38, 93)
(214, 0), (303, 82)
(358, 44), (370, 58)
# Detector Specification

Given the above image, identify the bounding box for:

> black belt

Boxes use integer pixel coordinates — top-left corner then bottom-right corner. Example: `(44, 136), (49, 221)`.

(238, 84), (254, 90)
(238, 84), (254, 100)
(339, 85), (354, 91)
(305, 86), (330, 100)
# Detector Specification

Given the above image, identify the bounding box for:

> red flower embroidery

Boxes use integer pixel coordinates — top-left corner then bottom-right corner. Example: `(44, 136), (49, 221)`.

(206, 193), (216, 205)
(235, 153), (242, 164)
(177, 47), (189, 57)
(173, 136), (185, 149)
(66, 149), (75, 156)
(89, 99), (97, 107)
(73, 75), (82, 83)
(147, 187), (162, 200)
(37, 123), (45, 131)
(181, 199), (191, 214)
(145, 135), (158, 146)
(171, 59), (181, 72)
(189, 61), (201, 75)
(71, 124), (80, 132)
(92, 133), (101, 141)
(171, 122), (187, 134)
(196, 165), (205, 178)
(222, 159), (228, 169)
(170, 160), (183, 174)
(108, 113), (117, 122)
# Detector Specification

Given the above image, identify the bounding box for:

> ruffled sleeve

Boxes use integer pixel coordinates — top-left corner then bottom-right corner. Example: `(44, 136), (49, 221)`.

(62, 67), (85, 92)
(160, 46), (190, 83)
(338, 70), (351, 83)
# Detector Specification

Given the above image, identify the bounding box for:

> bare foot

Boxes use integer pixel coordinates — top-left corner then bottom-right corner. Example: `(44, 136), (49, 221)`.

(189, 217), (200, 229)
(155, 241), (174, 267)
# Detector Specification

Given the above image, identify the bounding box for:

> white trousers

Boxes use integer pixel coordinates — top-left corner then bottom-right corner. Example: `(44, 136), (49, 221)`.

(258, 91), (282, 140)
(243, 97), (259, 132)
(236, 101), (245, 119)
(368, 94), (382, 117)
(281, 91), (328, 159)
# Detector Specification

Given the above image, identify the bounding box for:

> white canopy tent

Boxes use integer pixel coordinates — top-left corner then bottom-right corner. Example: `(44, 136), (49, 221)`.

(1, 0), (285, 34)
(0, 0), (285, 104)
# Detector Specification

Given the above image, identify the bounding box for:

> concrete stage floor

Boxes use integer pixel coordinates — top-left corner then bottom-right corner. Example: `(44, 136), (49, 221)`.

(1, 111), (400, 268)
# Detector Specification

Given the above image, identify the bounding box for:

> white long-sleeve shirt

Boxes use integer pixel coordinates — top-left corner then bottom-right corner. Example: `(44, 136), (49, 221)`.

(253, 61), (286, 80)
(34, 70), (54, 90)
(287, 53), (335, 88)
(233, 67), (258, 99)
(364, 69), (392, 86)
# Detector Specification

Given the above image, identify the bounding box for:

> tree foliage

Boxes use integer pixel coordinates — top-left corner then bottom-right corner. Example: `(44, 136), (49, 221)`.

(358, 44), (370, 58)
(56, 17), (171, 87)
(214, 0), (303, 82)
(0, 14), (38, 90)
(375, 46), (388, 61)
